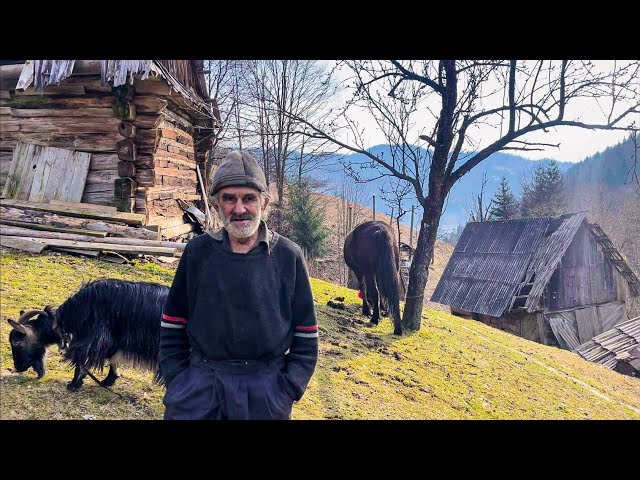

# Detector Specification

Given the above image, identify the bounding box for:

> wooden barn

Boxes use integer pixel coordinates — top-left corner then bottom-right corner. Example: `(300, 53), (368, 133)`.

(0, 60), (221, 240)
(431, 212), (640, 350)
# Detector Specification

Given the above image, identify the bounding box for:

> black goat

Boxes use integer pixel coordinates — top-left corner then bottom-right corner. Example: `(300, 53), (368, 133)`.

(7, 279), (168, 391)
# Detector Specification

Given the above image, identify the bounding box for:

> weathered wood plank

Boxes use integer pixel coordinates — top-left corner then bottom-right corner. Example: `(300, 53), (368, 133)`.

(133, 78), (172, 95)
(0, 236), (47, 253)
(133, 95), (168, 113)
(2, 142), (40, 199)
(88, 153), (119, 171)
(9, 107), (115, 117)
(1, 236), (177, 256)
(48, 199), (117, 213)
(0, 199), (145, 225)
(0, 133), (120, 152)
(0, 219), (108, 236)
(161, 221), (196, 239)
(51, 247), (101, 257)
(133, 114), (162, 129)
(13, 86), (86, 96)
(1, 225), (186, 249)
(0, 205), (156, 239)
(85, 169), (119, 185)
(83, 183), (114, 194)
(3, 95), (113, 109)
(28, 147), (91, 203)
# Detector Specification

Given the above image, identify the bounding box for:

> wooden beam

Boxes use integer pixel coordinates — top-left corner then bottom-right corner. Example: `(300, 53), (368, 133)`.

(0, 205), (156, 240)
(48, 199), (117, 213)
(0, 236), (48, 253)
(118, 161), (136, 178)
(114, 178), (137, 198)
(1, 225), (185, 249)
(9, 108), (114, 117)
(1, 235), (178, 256)
(13, 86), (86, 96)
(116, 139), (137, 162)
(0, 199), (145, 225)
(118, 122), (137, 138)
(0, 219), (108, 237)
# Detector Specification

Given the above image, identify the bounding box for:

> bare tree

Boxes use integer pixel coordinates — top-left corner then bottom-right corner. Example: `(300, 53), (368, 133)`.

(203, 60), (254, 180)
(283, 60), (640, 332)
(466, 172), (494, 222)
(381, 177), (413, 247)
(242, 60), (337, 202)
(335, 172), (367, 286)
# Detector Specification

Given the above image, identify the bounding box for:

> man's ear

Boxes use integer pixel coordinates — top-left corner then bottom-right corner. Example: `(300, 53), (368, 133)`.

(210, 195), (219, 213)
(262, 194), (270, 211)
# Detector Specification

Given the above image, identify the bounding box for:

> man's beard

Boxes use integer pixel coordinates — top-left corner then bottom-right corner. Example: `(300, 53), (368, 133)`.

(221, 210), (262, 240)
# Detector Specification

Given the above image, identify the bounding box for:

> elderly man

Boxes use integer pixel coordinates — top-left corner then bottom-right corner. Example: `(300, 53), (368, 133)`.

(159, 150), (318, 420)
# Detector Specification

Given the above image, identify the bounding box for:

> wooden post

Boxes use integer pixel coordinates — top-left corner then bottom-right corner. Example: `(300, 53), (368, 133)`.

(389, 207), (394, 225)
(409, 205), (415, 248)
(348, 205), (353, 233)
(114, 178), (137, 213)
(372, 194), (376, 220)
(195, 163), (213, 230)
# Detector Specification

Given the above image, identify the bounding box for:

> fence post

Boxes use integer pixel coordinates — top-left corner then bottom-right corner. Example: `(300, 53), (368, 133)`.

(372, 194), (376, 220)
(409, 205), (415, 248)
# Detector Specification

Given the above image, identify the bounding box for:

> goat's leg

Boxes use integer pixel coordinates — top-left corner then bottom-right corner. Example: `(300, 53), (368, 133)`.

(67, 363), (87, 391)
(101, 359), (121, 387)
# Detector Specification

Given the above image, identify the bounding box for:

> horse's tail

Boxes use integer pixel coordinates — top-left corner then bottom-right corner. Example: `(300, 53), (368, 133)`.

(374, 230), (402, 333)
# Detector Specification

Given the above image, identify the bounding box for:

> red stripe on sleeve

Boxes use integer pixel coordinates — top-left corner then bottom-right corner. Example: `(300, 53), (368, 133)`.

(162, 314), (187, 324)
(295, 325), (318, 331)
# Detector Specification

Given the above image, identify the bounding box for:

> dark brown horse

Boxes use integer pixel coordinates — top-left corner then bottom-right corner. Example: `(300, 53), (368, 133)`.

(344, 221), (403, 335)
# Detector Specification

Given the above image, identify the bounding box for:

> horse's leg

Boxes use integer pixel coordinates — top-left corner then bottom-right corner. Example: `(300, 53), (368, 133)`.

(365, 275), (380, 325)
(357, 271), (370, 317)
(380, 296), (388, 317)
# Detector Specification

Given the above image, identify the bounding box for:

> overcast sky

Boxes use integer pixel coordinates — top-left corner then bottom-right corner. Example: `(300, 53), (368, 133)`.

(325, 60), (638, 163)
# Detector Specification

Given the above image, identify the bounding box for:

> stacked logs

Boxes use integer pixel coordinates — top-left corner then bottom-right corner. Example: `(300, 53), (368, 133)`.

(0, 75), (122, 208)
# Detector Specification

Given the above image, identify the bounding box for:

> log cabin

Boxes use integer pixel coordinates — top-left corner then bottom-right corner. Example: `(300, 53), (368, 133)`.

(0, 60), (222, 240)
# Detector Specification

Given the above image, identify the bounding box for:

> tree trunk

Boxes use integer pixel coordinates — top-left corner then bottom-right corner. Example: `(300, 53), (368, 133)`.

(402, 197), (443, 332)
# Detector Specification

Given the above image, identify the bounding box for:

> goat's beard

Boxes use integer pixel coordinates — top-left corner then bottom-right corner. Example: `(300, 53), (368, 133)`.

(220, 210), (262, 240)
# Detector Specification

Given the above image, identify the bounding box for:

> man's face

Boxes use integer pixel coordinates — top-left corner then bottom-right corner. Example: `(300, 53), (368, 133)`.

(214, 186), (269, 240)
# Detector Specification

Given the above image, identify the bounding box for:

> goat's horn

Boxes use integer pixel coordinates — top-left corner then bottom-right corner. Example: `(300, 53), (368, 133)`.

(17, 309), (48, 324)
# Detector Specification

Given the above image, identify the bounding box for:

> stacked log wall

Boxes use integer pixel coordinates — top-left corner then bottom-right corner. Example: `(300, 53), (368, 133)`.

(0, 74), (121, 207)
(1, 67), (211, 239)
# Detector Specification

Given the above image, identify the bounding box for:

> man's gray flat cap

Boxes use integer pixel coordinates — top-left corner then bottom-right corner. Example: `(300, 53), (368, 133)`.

(210, 150), (267, 195)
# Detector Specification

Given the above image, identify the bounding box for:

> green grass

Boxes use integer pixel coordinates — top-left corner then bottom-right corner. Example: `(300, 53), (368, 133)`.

(2, 249), (639, 420)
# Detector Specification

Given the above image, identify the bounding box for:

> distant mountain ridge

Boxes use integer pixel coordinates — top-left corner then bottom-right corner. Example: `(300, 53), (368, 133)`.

(315, 145), (573, 229)
(564, 138), (637, 190)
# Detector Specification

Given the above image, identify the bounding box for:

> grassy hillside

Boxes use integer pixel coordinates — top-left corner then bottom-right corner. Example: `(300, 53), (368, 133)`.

(1, 249), (639, 420)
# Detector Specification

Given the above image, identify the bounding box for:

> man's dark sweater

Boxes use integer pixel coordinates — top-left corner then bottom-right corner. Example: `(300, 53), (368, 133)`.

(159, 224), (318, 401)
